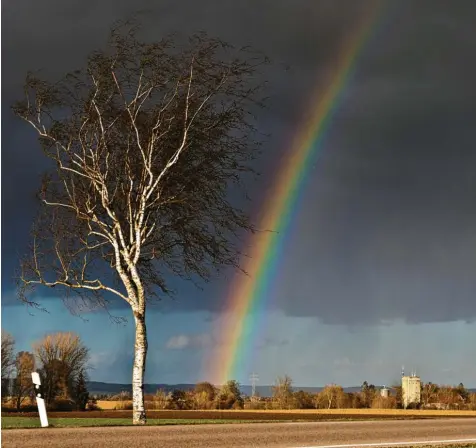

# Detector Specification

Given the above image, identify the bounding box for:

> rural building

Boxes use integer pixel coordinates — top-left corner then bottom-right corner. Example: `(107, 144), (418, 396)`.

(402, 374), (421, 408)
(380, 387), (390, 398)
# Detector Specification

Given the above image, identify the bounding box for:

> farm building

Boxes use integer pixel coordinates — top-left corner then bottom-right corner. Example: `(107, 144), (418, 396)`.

(402, 373), (421, 409)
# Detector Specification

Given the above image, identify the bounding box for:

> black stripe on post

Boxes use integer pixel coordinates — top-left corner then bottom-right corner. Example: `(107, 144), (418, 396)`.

(34, 384), (45, 399)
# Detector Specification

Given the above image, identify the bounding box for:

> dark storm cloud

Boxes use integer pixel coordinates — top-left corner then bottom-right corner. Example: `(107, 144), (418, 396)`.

(271, 0), (476, 325)
(3, 0), (476, 325)
(1, 0), (374, 292)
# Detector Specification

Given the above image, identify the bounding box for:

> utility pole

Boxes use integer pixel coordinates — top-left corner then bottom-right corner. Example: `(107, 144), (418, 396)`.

(249, 372), (259, 399)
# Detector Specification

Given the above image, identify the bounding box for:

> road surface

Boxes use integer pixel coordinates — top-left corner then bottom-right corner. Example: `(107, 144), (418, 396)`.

(3, 418), (476, 448)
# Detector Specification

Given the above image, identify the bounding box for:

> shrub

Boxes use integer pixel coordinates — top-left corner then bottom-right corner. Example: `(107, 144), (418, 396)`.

(153, 389), (169, 410)
(110, 391), (132, 401)
(50, 398), (75, 411)
(244, 400), (266, 410)
(371, 396), (397, 409)
(114, 400), (133, 410)
(1, 404), (38, 413)
(232, 400), (244, 410)
(87, 398), (100, 411)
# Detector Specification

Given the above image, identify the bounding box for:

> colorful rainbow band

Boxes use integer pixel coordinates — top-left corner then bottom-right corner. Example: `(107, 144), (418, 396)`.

(207, 1), (384, 386)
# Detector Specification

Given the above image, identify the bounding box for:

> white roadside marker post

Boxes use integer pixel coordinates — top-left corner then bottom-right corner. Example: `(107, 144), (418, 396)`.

(31, 371), (49, 428)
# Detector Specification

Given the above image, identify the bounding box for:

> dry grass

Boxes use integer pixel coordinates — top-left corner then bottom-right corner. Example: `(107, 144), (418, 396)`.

(95, 403), (476, 416)
(97, 401), (130, 410)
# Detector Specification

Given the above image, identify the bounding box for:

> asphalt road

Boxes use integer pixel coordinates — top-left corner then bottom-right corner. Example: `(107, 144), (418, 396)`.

(3, 418), (476, 448)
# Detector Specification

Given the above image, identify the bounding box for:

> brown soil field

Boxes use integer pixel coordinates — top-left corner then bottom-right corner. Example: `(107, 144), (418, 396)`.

(3, 409), (476, 420)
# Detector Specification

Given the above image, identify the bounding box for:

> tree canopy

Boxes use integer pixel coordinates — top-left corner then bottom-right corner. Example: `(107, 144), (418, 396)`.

(13, 20), (269, 424)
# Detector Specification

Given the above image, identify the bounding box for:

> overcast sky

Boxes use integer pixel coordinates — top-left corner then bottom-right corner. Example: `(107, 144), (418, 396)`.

(2, 0), (476, 387)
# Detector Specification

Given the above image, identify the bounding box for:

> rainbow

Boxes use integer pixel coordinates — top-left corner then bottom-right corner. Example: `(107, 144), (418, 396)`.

(207, 2), (384, 386)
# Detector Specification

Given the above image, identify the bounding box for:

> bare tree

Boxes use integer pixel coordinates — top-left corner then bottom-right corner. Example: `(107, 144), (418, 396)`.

(33, 332), (90, 405)
(12, 351), (36, 410)
(272, 375), (294, 409)
(13, 21), (268, 424)
(1, 331), (15, 375)
(421, 382), (439, 406)
(316, 384), (345, 409)
(38, 359), (68, 408)
(153, 389), (169, 410)
(1, 331), (15, 398)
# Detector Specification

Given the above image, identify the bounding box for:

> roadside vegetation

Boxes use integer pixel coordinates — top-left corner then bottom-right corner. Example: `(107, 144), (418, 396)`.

(2, 330), (475, 419)
(95, 380), (476, 411)
(2, 331), (90, 412)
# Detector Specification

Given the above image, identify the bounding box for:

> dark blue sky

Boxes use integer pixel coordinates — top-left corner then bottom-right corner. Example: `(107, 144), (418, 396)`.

(2, 0), (476, 386)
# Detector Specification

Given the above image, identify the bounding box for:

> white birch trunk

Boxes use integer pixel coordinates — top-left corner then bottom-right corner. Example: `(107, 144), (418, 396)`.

(132, 311), (148, 425)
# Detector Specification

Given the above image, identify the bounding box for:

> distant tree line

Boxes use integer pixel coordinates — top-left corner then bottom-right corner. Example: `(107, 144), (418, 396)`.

(102, 379), (244, 411)
(1, 330), (91, 411)
(2, 332), (474, 412)
(99, 375), (476, 411)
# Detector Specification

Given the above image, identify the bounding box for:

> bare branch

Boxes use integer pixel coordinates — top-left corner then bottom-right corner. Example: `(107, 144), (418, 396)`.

(22, 277), (130, 303)
(12, 25), (270, 422)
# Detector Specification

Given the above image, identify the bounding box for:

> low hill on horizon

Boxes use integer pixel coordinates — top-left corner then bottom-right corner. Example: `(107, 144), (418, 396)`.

(86, 381), (372, 397)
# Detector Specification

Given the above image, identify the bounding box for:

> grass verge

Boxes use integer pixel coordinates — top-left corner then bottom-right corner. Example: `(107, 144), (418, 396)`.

(1, 417), (282, 429)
